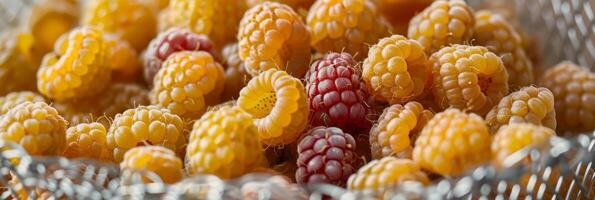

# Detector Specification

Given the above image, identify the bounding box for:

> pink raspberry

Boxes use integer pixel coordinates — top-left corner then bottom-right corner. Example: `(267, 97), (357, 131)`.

(296, 126), (357, 186)
(142, 28), (219, 84)
(305, 53), (371, 131)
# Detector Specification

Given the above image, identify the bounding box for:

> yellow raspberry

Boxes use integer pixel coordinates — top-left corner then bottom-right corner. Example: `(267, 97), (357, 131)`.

(538, 61), (595, 133)
(26, 0), (79, 55)
(169, 0), (247, 48)
(430, 45), (509, 115)
(413, 108), (491, 176)
(239, 2), (311, 77)
(369, 101), (433, 159)
(473, 10), (534, 89)
(362, 35), (432, 104)
(408, 0), (475, 54)
(54, 83), (149, 126)
(0, 91), (46, 115)
(238, 69), (309, 146)
(186, 106), (267, 179)
(347, 157), (430, 195)
(0, 31), (38, 96)
(0, 102), (67, 156)
(222, 43), (251, 101)
(82, 0), (157, 51)
(104, 35), (141, 82)
(63, 122), (111, 162)
(491, 123), (554, 169)
(373, 0), (433, 35)
(106, 105), (185, 162)
(150, 51), (225, 119)
(307, 0), (392, 60)
(121, 146), (183, 184)
(37, 27), (111, 101)
(486, 86), (556, 133)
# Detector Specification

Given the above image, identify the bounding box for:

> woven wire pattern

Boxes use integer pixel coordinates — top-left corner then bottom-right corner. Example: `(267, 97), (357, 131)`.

(0, 0), (594, 199)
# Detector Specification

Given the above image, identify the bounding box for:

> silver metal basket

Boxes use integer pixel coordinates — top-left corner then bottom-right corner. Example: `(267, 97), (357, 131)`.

(1, 0), (595, 199)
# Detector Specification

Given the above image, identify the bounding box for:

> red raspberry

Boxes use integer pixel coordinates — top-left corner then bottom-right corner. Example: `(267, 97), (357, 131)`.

(306, 53), (371, 131)
(296, 126), (357, 186)
(142, 28), (219, 84)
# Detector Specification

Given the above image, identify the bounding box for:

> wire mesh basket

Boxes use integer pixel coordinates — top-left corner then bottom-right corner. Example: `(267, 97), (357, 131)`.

(0, 0), (595, 199)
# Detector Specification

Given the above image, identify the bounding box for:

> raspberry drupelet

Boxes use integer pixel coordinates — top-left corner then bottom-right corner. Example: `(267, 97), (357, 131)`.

(306, 52), (371, 131)
(491, 123), (555, 168)
(82, 0), (157, 51)
(0, 102), (68, 156)
(168, 0), (247, 48)
(238, 69), (309, 146)
(247, 0), (315, 11)
(413, 108), (491, 176)
(37, 27), (111, 101)
(296, 126), (357, 186)
(0, 91), (46, 115)
(539, 61), (595, 133)
(120, 146), (183, 184)
(307, 0), (392, 60)
(63, 122), (111, 162)
(362, 35), (432, 104)
(369, 101), (433, 159)
(430, 45), (509, 116)
(150, 51), (225, 119)
(106, 105), (185, 162)
(347, 157), (430, 195)
(0, 31), (39, 96)
(408, 0), (475, 54)
(185, 106), (267, 179)
(142, 28), (219, 85)
(473, 10), (534, 89)
(238, 2), (311, 77)
(486, 86), (556, 133)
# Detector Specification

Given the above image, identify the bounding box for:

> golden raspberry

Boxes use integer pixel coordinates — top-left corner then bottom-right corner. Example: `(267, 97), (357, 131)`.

(37, 27), (111, 101)
(63, 122), (111, 162)
(373, 0), (433, 35)
(106, 105), (185, 162)
(0, 102), (67, 156)
(239, 2), (311, 77)
(82, 0), (157, 51)
(54, 83), (149, 126)
(430, 45), (509, 115)
(26, 0), (79, 55)
(222, 43), (251, 101)
(150, 51), (225, 119)
(104, 35), (141, 82)
(491, 123), (554, 168)
(362, 35), (432, 104)
(121, 146), (183, 184)
(0, 31), (38, 96)
(408, 0), (475, 54)
(238, 69), (309, 146)
(247, 0), (315, 11)
(473, 10), (534, 89)
(486, 86), (556, 133)
(154, 0), (170, 9)
(538, 61), (595, 133)
(369, 101), (433, 159)
(347, 157), (430, 194)
(413, 108), (491, 176)
(186, 106), (267, 179)
(0, 91), (46, 115)
(307, 0), (392, 59)
(169, 0), (247, 48)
